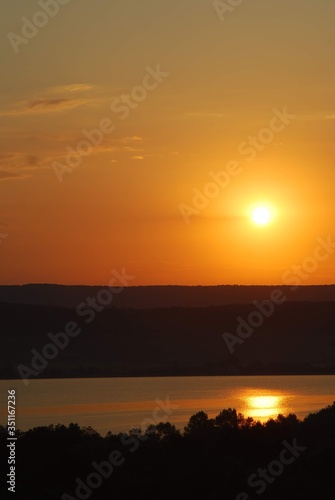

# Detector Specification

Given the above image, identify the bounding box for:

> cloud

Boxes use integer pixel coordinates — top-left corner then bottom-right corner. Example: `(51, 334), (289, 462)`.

(0, 98), (88, 116)
(120, 136), (144, 143)
(0, 83), (97, 117)
(47, 84), (94, 94)
(0, 153), (17, 161)
(93, 144), (119, 154)
(122, 146), (144, 152)
(25, 155), (39, 166)
(91, 136), (145, 156)
(0, 153), (46, 181)
(0, 136), (151, 182)
(0, 152), (41, 169)
(0, 170), (30, 181)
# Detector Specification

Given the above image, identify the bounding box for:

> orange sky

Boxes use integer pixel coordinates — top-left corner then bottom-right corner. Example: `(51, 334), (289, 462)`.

(0, 0), (334, 285)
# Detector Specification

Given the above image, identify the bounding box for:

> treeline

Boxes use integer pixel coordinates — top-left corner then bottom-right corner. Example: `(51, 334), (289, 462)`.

(1, 403), (334, 499)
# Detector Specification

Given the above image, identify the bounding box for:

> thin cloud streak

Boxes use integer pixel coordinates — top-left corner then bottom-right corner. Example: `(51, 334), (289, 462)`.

(0, 98), (88, 116)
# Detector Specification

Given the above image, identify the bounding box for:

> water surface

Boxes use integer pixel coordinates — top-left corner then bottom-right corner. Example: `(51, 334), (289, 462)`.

(1, 375), (334, 435)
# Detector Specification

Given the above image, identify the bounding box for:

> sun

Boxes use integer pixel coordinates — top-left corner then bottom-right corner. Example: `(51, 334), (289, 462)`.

(251, 206), (272, 226)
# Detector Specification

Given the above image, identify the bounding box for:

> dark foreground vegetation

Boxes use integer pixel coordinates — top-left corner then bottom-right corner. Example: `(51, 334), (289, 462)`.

(1, 403), (334, 500)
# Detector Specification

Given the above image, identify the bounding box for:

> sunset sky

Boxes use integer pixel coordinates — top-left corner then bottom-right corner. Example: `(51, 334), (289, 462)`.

(1, 0), (334, 285)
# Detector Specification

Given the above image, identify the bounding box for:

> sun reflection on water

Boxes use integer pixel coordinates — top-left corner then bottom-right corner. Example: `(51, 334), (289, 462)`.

(241, 392), (288, 421)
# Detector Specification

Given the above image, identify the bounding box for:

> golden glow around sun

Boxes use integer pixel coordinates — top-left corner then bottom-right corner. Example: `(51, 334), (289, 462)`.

(251, 206), (272, 225)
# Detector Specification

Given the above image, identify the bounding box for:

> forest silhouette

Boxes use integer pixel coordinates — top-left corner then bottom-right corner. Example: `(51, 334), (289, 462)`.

(1, 403), (334, 499)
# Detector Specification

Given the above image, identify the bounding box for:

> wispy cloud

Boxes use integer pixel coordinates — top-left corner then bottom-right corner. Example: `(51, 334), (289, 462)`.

(0, 152), (41, 169)
(120, 136), (144, 143)
(0, 136), (168, 181)
(0, 170), (31, 181)
(88, 136), (145, 156)
(0, 98), (88, 116)
(46, 84), (94, 94)
(0, 153), (45, 181)
(122, 146), (145, 152)
(0, 82), (98, 117)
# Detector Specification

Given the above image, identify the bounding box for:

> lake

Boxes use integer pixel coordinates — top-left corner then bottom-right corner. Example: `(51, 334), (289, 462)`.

(1, 375), (334, 436)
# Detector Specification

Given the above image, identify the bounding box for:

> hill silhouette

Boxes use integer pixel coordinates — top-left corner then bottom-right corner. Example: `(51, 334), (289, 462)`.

(0, 284), (334, 309)
(1, 300), (335, 379)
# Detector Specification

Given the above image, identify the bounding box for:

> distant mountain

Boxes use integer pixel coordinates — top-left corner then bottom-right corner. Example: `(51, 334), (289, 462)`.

(0, 284), (334, 309)
(1, 301), (335, 379)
